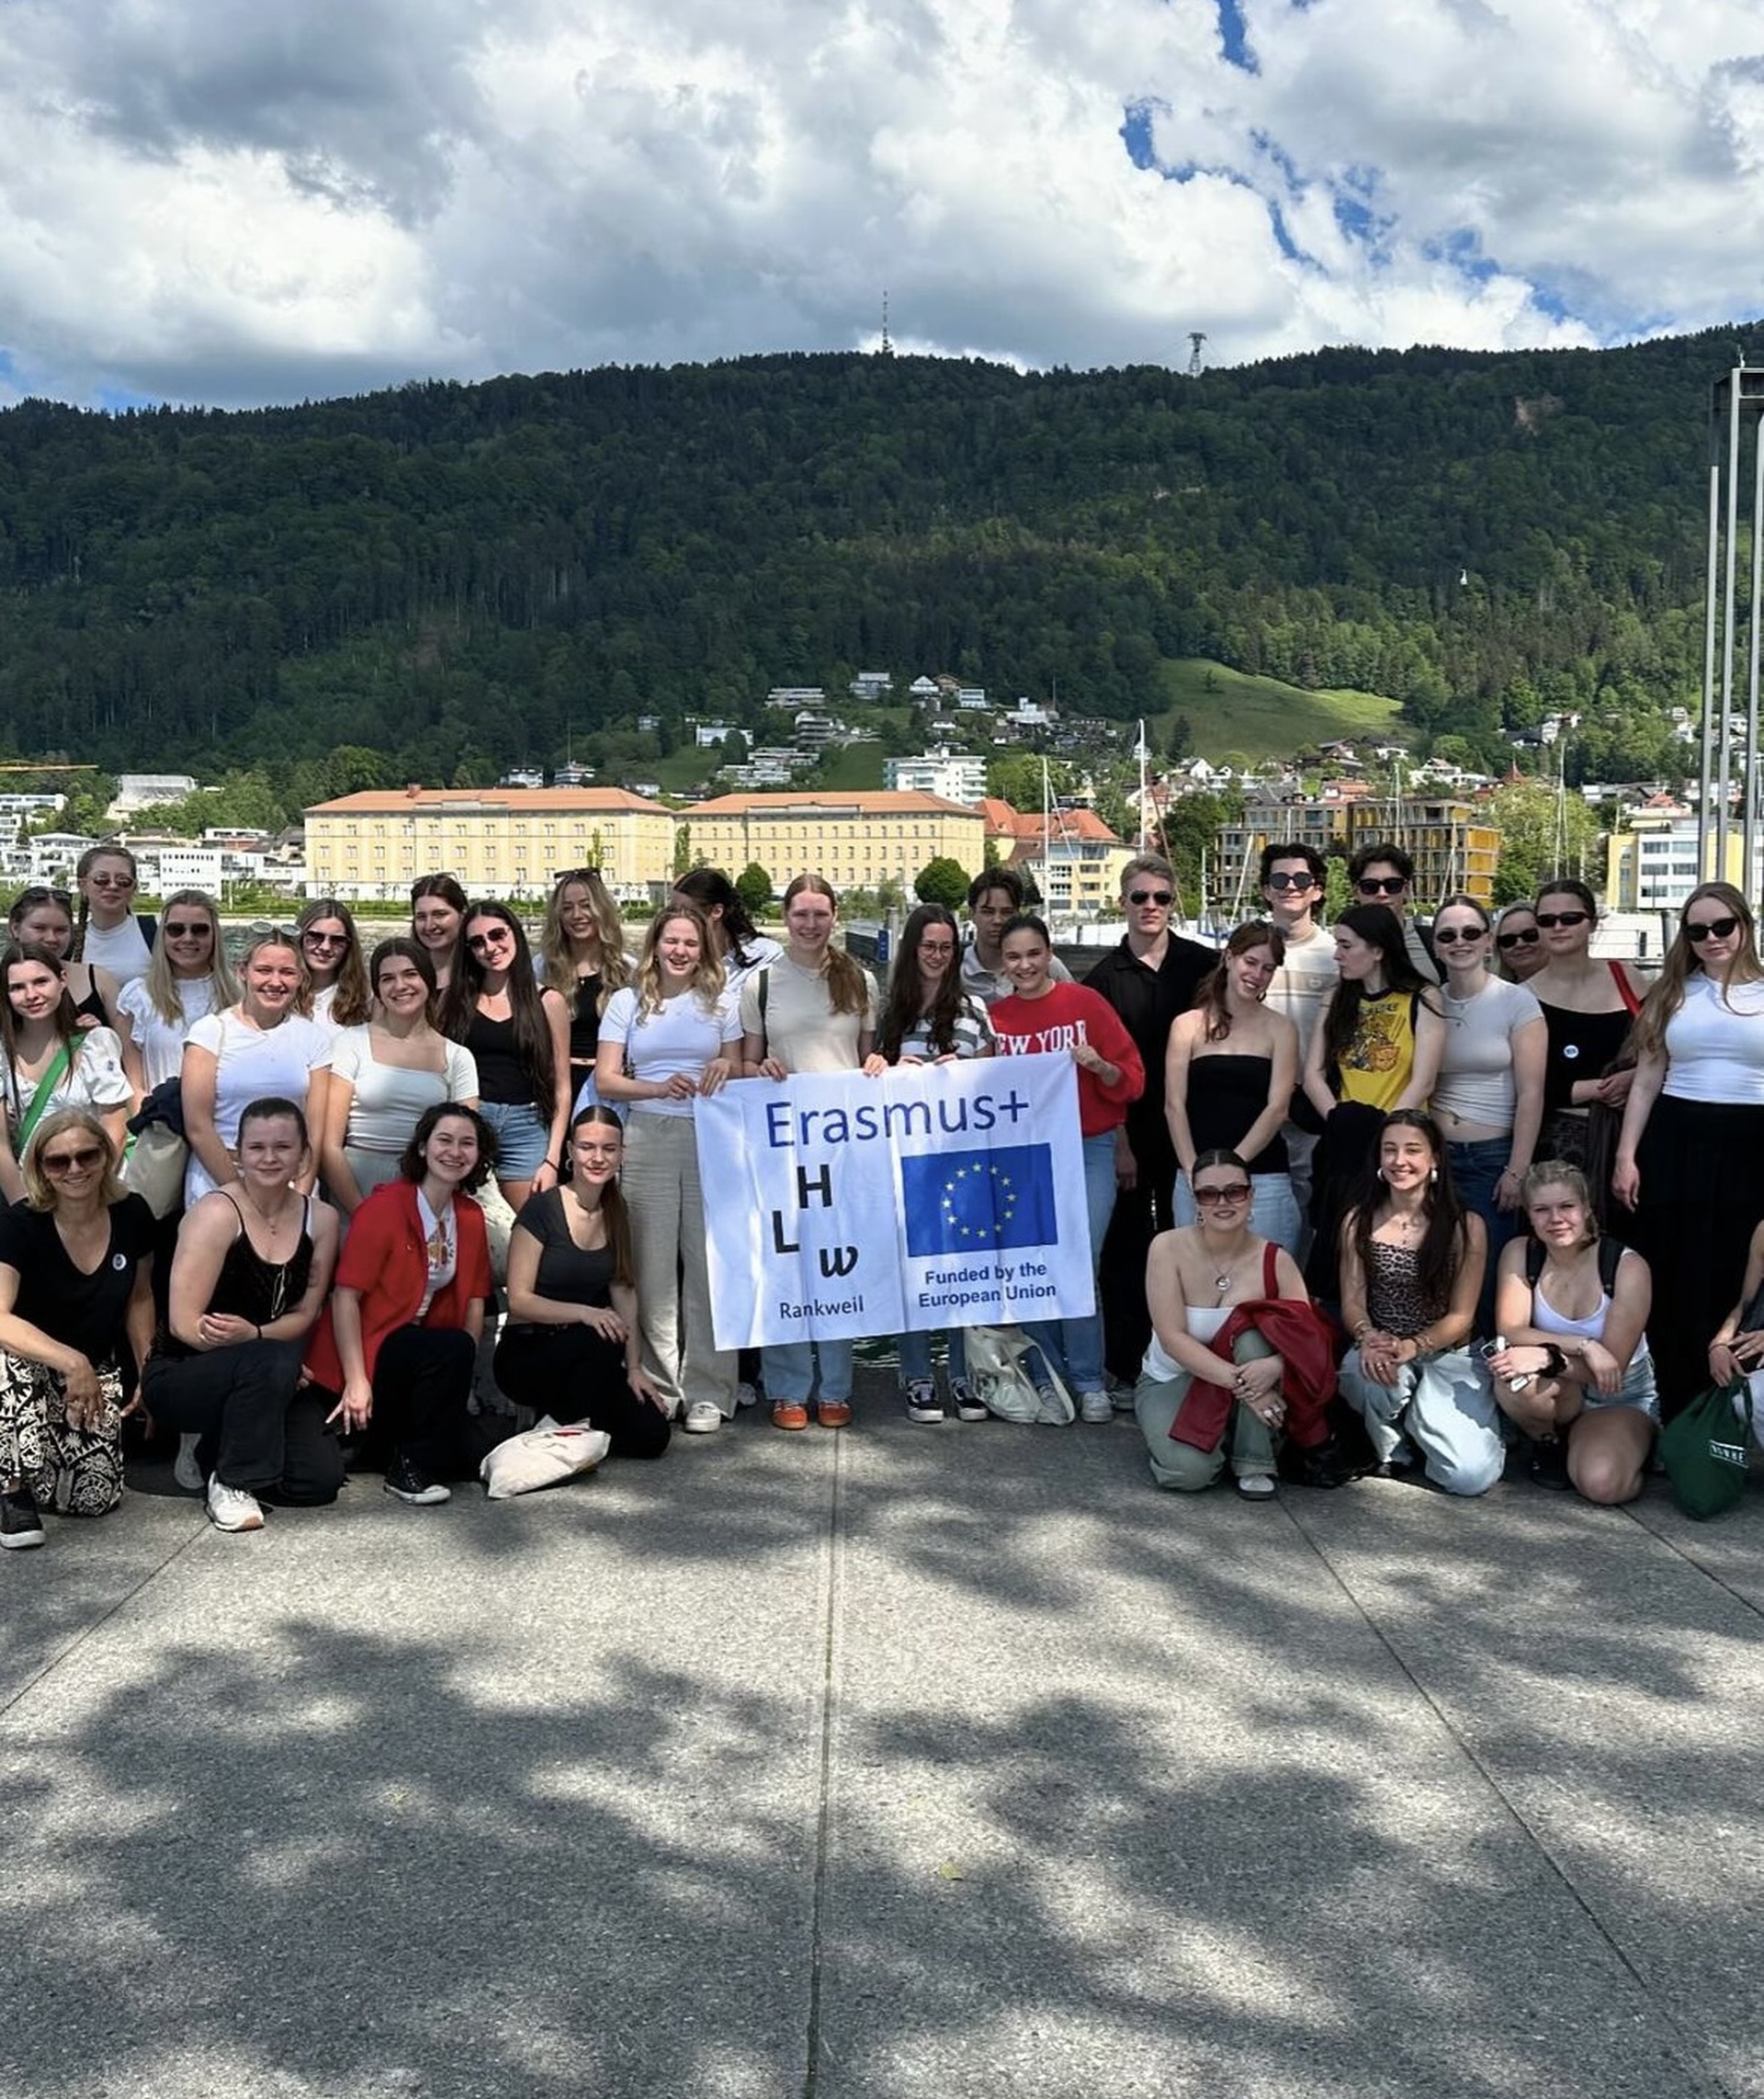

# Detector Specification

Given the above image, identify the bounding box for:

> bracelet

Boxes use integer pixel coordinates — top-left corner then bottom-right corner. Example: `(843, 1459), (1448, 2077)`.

(1541, 1343), (1569, 1378)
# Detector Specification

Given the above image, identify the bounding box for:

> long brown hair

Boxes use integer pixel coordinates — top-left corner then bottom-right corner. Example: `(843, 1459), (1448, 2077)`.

(294, 897), (372, 1027)
(1346, 1111), (1472, 1326)
(877, 904), (967, 1060)
(570, 1104), (635, 1287)
(440, 902), (558, 1117)
(1194, 920), (1285, 1044)
(782, 873), (868, 1017)
(1632, 880), (1764, 1060)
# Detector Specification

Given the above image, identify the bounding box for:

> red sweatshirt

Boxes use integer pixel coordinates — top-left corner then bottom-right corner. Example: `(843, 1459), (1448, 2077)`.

(989, 982), (1146, 1137)
(304, 1179), (492, 1392)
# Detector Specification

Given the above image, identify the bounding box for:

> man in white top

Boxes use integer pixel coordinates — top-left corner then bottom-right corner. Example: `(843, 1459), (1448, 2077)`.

(1348, 841), (1440, 985)
(960, 866), (1070, 1005)
(1259, 841), (1340, 1246)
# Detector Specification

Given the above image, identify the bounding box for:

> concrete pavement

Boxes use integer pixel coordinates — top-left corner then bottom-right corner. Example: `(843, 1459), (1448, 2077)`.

(4, 1387), (1761, 2099)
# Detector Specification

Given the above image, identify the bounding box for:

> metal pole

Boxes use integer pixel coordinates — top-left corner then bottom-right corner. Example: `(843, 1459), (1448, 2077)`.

(1702, 435), (1722, 876)
(1747, 413), (1764, 902)
(1717, 369), (1744, 872)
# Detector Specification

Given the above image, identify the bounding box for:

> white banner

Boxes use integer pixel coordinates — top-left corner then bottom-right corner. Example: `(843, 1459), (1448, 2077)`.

(695, 1053), (1096, 1349)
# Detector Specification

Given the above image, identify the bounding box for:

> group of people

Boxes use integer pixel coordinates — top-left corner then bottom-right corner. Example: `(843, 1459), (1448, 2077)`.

(2, 837), (1761, 1552)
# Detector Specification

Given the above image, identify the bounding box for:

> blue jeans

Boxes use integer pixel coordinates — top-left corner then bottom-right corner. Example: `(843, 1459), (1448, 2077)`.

(1028, 1130), (1117, 1396)
(1172, 1170), (1304, 1255)
(899, 1327), (969, 1386)
(477, 1098), (551, 1179)
(1445, 1135), (1513, 1336)
(763, 1339), (854, 1408)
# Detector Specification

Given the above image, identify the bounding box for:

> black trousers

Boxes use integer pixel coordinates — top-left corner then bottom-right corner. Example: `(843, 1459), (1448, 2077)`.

(372, 1325), (480, 1477)
(141, 1338), (345, 1504)
(1099, 1120), (1177, 1384)
(494, 1325), (672, 1461)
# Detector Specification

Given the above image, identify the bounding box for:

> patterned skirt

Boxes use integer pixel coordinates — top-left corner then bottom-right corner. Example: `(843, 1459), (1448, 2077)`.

(0, 1350), (127, 1516)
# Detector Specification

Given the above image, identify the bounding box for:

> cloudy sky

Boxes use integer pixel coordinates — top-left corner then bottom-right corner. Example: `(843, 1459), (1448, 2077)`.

(1, 0), (1761, 409)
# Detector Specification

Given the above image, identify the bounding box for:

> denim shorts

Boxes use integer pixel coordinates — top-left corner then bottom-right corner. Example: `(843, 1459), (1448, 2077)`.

(477, 1098), (551, 1178)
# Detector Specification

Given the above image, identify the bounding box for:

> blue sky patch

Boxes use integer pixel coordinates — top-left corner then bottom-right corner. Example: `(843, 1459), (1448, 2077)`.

(1216, 0), (1260, 72)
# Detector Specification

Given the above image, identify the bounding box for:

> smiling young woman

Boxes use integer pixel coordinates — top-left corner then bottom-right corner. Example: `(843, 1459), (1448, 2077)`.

(0, 941), (132, 1206)
(112, 890), (239, 1100)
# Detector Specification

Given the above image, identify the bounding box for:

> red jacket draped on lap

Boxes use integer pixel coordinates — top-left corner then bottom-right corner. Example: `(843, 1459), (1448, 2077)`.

(1170, 1296), (1338, 1452)
(304, 1179), (492, 1392)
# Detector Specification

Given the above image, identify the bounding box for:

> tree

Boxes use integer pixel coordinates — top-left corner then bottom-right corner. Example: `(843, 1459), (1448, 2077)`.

(1166, 713), (1193, 762)
(1487, 777), (1599, 905)
(720, 729), (750, 766)
(913, 856), (970, 909)
(735, 862), (774, 917)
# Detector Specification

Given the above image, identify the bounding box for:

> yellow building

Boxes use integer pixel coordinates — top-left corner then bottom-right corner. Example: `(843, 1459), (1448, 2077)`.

(1215, 796), (1500, 913)
(303, 787), (678, 902)
(684, 791), (985, 898)
(1606, 806), (1759, 911)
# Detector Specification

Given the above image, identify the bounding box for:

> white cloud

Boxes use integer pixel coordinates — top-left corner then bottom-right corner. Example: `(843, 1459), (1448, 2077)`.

(0, 0), (1759, 405)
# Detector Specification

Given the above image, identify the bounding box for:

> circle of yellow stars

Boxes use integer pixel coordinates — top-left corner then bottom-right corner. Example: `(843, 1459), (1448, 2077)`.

(940, 1162), (1016, 1241)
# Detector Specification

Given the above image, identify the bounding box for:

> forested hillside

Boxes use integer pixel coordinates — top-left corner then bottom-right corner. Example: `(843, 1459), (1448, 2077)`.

(0, 329), (1741, 790)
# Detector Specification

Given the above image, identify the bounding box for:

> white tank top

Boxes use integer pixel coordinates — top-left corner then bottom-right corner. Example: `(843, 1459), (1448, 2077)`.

(1143, 1304), (1228, 1384)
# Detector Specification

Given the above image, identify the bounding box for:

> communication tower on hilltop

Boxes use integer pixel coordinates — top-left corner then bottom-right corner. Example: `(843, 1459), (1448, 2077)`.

(1187, 332), (1207, 378)
(880, 290), (893, 356)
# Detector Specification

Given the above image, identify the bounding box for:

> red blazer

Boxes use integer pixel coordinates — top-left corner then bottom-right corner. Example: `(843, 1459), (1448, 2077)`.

(305, 1179), (492, 1392)
(1170, 1258), (1339, 1452)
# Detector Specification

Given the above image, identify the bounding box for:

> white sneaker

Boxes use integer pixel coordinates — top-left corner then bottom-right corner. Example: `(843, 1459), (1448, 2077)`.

(1236, 1473), (1277, 1501)
(175, 1433), (204, 1493)
(206, 1476), (265, 1532)
(683, 1402), (723, 1434)
(734, 1381), (760, 1410)
(1079, 1390), (1114, 1424)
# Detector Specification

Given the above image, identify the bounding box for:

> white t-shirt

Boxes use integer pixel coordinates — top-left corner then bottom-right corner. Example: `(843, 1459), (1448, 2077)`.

(599, 984), (742, 1118)
(1663, 974), (1764, 1105)
(330, 1025), (480, 1155)
(78, 916), (154, 986)
(1432, 976), (1544, 1129)
(6, 1026), (131, 1151)
(184, 1009), (334, 1204)
(118, 975), (218, 1091)
(1262, 923), (1340, 1062)
(415, 1191), (458, 1320)
(738, 954), (879, 1073)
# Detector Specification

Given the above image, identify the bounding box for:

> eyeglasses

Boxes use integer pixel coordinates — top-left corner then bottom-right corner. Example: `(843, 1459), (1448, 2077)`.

(1264, 872), (1317, 891)
(1496, 927), (1540, 950)
(1686, 915), (1740, 942)
(302, 931), (349, 949)
(917, 940), (956, 955)
(163, 921), (213, 939)
(1535, 910), (1589, 931)
(1128, 889), (1172, 907)
(1193, 1182), (1252, 1206)
(1356, 876), (1406, 897)
(89, 873), (135, 889)
(41, 1145), (105, 1176)
(1431, 926), (1485, 945)
(467, 928), (514, 952)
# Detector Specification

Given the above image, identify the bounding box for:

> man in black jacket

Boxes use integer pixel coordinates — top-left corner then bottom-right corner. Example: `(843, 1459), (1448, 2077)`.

(1084, 853), (1216, 1383)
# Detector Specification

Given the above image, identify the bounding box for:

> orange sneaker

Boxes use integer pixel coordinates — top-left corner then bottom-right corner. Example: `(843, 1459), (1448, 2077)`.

(772, 1400), (810, 1431)
(817, 1400), (853, 1428)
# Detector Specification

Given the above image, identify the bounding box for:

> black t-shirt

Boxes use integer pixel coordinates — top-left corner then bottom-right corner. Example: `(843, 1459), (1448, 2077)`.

(1083, 934), (1216, 1125)
(0, 1193), (155, 1367)
(512, 1188), (616, 1308)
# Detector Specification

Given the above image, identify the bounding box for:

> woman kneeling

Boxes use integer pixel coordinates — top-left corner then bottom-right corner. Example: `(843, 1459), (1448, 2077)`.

(1338, 1111), (1503, 1495)
(141, 1098), (341, 1530)
(305, 1104), (494, 1507)
(1134, 1150), (1317, 1499)
(494, 1107), (671, 1460)
(1489, 1163), (1656, 1503)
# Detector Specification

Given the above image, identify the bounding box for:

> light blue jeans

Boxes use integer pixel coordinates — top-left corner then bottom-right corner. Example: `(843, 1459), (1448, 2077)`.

(477, 1098), (550, 1179)
(763, 1339), (854, 1409)
(1339, 1344), (1504, 1495)
(1027, 1130), (1118, 1396)
(1172, 1170), (1304, 1255)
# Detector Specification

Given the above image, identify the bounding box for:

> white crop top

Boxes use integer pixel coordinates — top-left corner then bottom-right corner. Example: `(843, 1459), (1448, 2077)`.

(1662, 975), (1764, 1105)
(1431, 977), (1543, 1128)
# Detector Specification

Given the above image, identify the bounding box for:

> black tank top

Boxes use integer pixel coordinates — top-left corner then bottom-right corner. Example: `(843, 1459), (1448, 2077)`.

(567, 973), (603, 1066)
(1539, 1000), (1633, 1112)
(1184, 1053), (1291, 1173)
(155, 1193), (314, 1359)
(465, 1009), (530, 1105)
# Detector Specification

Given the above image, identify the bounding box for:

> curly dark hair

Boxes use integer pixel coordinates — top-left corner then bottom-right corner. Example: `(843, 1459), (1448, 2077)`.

(398, 1102), (496, 1194)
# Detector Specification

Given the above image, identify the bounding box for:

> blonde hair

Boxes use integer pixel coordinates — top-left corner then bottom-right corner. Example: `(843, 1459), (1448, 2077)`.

(633, 902), (726, 1017)
(540, 868), (632, 1010)
(21, 1106), (127, 1212)
(140, 890), (238, 1026)
(1632, 881), (1764, 1060)
(782, 873), (868, 1017)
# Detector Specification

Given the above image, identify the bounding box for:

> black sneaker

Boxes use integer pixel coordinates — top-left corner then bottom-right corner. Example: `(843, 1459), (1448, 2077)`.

(383, 1455), (451, 1506)
(904, 1378), (945, 1424)
(1529, 1436), (1572, 1491)
(949, 1378), (989, 1423)
(1, 1485), (45, 1550)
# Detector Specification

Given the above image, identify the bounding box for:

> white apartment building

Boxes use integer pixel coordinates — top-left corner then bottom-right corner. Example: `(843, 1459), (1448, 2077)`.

(884, 750), (988, 802)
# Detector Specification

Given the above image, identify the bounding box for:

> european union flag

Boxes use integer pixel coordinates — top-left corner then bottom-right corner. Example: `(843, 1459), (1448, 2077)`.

(900, 1144), (1059, 1258)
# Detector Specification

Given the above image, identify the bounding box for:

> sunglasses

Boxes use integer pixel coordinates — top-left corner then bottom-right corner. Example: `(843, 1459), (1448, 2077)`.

(1193, 1182), (1252, 1206)
(1535, 910), (1589, 931)
(1264, 872), (1317, 891)
(88, 873), (136, 889)
(1356, 876), (1406, 897)
(163, 921), (213, 939)
(41, 1145), (105, 1176)
(467, 928), (514, 952)
(1128, 889), (1173, 907)
(1686, 915), (1740, 942)
(1496, 927), (1540, 950)
(302, 931), (349, 948)
(1431, 926), (1486, 945)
